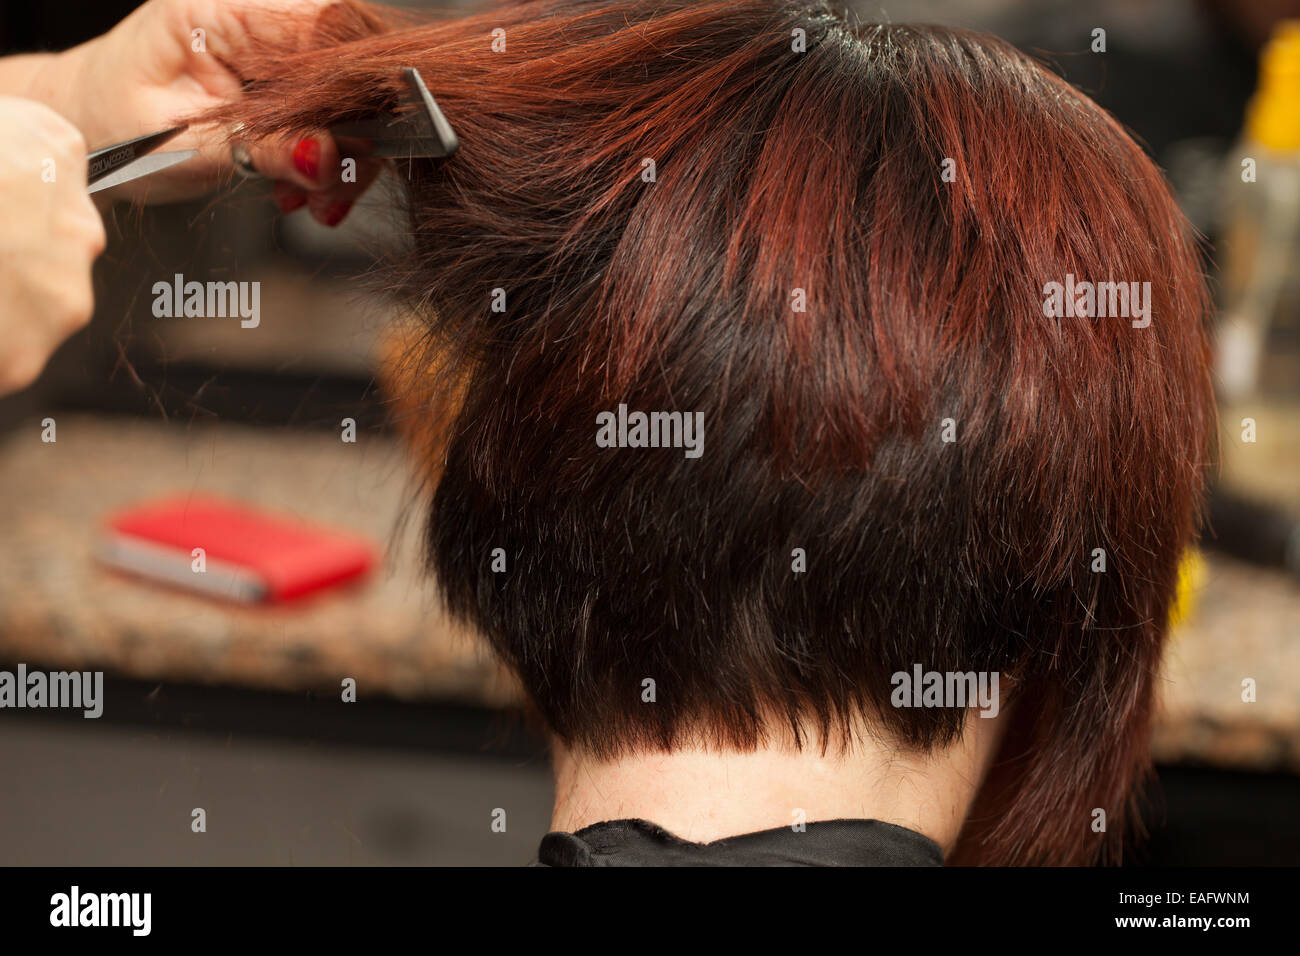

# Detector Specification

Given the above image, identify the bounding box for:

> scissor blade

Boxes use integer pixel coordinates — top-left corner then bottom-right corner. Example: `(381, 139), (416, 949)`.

(87, 125), (188, 184)
(88, 149), (199, 194)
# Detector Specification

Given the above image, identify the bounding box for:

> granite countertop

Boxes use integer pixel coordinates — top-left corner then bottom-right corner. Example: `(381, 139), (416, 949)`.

(0, 414), (514, 708)
(1155, 556), (1300, 770)
(0, 414), (1296, 771)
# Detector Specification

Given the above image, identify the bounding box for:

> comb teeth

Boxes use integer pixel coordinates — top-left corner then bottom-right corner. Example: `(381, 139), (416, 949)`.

(328, 67), (459, 160)
(399, 67), (460, 157)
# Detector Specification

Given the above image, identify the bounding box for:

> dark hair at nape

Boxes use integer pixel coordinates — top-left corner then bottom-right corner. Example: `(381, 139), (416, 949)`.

(210, 0), (1216, 865)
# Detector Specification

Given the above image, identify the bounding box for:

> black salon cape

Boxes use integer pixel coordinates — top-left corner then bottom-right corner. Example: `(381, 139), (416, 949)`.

(534, 818), (942, 867)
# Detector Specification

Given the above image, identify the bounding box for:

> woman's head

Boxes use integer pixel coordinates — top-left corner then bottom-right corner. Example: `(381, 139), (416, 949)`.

(213, 0), (1215, 864)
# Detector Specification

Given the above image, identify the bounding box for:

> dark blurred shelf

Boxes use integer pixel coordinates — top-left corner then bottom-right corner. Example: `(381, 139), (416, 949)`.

(52, 361), (392, 433)
(0, 669), (544, 761)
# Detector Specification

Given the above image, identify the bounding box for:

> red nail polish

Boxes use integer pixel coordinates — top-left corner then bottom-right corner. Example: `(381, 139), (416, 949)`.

(292, 138), (321, 181)
(322, 201), (353, 226)
(276, 191), (308, 213)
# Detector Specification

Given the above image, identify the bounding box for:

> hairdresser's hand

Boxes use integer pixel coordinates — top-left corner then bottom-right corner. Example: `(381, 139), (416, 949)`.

(22, 0), (382, 222)
(0, 98), (106, 395)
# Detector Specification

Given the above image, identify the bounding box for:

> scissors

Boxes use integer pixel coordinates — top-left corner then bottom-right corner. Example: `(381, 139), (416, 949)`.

(87, 125), (197, 194)
(87, 66), (456, 194)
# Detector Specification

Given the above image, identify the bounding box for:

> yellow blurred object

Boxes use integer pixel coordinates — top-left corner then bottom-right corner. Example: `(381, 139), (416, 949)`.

(1247, 21), (1300, 151)
(1168, 549), (1207, 632)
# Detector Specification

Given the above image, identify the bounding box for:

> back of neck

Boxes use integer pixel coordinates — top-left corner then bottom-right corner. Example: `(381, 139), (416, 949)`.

(549, 712), (1005, 853)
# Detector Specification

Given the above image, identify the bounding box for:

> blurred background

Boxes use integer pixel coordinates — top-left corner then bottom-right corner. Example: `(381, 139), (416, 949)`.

(1, 0), (1298, 865)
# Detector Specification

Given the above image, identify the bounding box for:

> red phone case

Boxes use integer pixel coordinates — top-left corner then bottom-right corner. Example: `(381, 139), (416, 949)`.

(98, 495), (378, 603)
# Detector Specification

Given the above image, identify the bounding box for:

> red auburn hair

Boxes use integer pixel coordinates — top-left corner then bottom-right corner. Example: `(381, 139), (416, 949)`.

(207, 0), (1216, 865)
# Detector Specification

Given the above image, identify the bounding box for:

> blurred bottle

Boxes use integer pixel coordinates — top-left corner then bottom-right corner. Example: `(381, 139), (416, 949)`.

(1216, 21), (1300, 402)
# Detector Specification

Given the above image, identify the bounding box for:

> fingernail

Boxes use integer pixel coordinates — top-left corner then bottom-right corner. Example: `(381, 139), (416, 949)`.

(321, 200), (353, 227)
(276, 191), (308, 213)
(292, 138), (321, 181)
